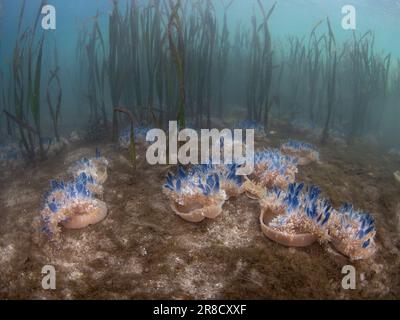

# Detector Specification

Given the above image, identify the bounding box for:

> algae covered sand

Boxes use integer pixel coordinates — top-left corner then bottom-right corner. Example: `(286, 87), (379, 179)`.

(0, 125), (399, 300)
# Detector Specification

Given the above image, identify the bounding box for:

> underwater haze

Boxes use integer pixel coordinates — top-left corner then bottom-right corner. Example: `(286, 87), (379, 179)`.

(1, 0), (400, 146)
(0, 0), (400, 300)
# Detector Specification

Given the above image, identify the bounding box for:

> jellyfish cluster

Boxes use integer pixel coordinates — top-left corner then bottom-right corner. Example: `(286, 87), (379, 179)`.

(163, 163), (243, 222)
(40, 150), (109, 239)
(280, 140), (320, 165)
(119, 126), (152, 148)
(261, 183), (376, 260)
(161, 136), (376, 260)
(250, 142), (377, 260)
(163, 149), (299, 222)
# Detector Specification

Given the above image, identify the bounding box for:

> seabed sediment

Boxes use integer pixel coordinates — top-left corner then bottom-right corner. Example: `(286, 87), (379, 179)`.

(1, 121), (399, 300)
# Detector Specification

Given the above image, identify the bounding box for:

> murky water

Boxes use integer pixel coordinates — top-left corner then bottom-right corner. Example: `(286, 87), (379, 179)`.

(0, 0), (399, 299)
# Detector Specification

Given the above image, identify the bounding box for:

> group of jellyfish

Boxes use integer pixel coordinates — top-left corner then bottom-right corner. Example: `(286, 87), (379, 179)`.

(39, 125), (152, 238)
(37, 122), (377, 260)
(40, 149), (109, 239)
(163, 135), (376, 261)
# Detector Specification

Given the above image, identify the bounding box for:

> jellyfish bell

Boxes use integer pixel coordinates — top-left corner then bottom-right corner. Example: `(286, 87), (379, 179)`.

(259, 205), (318, 247)
(163, 167), (228, 223)
(170, 194), (226, 223)
(62, 199), (108, 229)
(171, 201), (206, 223)
(259, 188), (318, 247)
(41, 197), (108, 236)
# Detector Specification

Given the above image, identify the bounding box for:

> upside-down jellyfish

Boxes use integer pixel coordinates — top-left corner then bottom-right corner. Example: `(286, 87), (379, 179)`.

(280, 140), (320, 166)
(163, 167), (227, 223)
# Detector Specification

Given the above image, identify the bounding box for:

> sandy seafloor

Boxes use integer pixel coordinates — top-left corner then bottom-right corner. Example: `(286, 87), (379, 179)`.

(0, 118), (400, 300)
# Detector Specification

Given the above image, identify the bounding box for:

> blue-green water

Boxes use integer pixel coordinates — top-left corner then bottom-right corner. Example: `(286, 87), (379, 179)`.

(0, 0), (400, 153)
(1, 1), (399, 57)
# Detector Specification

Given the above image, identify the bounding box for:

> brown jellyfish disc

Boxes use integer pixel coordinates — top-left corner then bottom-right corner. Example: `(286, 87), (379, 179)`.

(259, 206), (317, 247)
(171, 201), (206, 223)
(62, 200), (108, 229)
(331, 239), (375, 261)
(170, 199), (225, 223)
